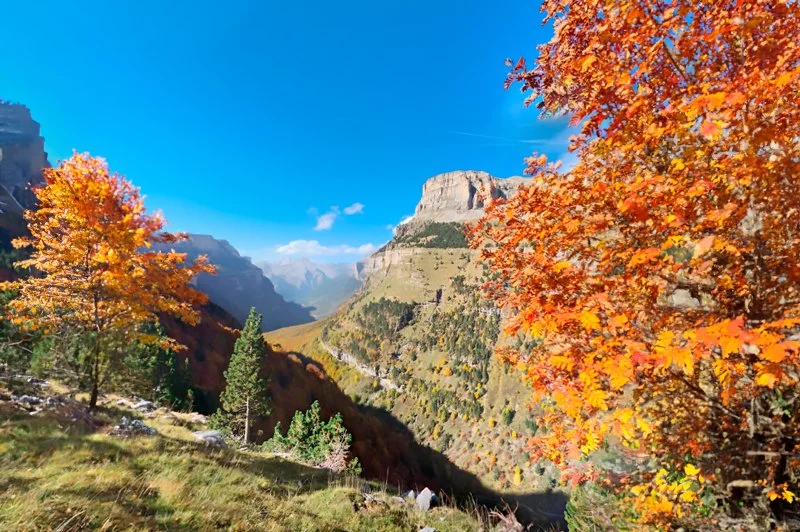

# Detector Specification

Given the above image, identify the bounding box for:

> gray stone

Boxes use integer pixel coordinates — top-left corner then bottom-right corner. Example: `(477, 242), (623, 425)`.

(193, 430), (226, 448)
(112, 416), (157, 437)
(415, 487), (437, 512)
(667, 288), (700, 309)
(420, 528), (436, 532)
(129, 419), (157, 435)
(404, 489), (416, 500)
(44, 397), (60, 408)
(17, 395), (41, 405)
(132, 400), (155, 412)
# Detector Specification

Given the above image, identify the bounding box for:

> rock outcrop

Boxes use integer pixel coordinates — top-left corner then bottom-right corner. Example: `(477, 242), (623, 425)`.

(159, 234), (315, 331)
(361, 170), (525, 280)
(411, 170), (527, 224)
(0, 102), (50, 245)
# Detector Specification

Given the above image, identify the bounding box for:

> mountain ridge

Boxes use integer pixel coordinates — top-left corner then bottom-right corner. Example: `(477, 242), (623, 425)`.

(257, 258), (363, 318)
(159, 234), (315, 331)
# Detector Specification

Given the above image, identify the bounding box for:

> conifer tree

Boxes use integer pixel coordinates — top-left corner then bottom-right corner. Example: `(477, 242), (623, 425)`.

(218, 307), (270, 442)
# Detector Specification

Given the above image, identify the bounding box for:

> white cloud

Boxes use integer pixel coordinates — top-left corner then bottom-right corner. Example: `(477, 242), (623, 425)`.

(343, 202), (364, 215)
(276, 239), (378, 257)
(314, 211), (338, 231)
(385, 214), (414, 235)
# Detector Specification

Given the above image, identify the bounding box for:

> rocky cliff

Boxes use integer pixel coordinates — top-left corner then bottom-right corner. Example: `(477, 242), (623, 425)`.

(362, 170), (527, 280)
(411, 170), (527, 224)
(159, 234), (315, 331)
(0, 102), (49, 245)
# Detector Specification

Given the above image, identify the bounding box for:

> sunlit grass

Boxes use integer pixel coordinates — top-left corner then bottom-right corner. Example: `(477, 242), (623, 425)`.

(0, 403), (483, 531)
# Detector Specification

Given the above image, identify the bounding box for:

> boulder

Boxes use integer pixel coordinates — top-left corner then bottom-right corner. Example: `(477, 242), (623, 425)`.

(132, 400), (155, 412)
(415, 487), (437, 512)
(112, 416), (157, 437)
(193, 430), (226, 448)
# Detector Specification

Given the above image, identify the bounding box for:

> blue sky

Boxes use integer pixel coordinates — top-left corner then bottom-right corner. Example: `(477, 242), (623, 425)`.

(2, 0), (568, 263)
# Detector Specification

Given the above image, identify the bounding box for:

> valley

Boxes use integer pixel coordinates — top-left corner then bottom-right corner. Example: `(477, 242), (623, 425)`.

(267, 171), (564, 499)
(3, 1), (798, 526)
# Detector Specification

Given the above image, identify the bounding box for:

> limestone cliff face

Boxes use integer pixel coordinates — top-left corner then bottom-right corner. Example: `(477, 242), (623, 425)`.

(361, 170), (527, 279)
(0, 102), (50, 246)
(412, 170), (527, 224)
(0, 102), (49, 209)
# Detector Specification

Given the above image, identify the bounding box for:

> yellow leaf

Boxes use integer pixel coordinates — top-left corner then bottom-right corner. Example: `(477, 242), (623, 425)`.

(580, 431), (600, 455)
(756, 371), (778, 388)
(553, 260), (571, 273)
(783, 490), (796, 503)
(579, 310), (601, 331)
(684, 464), (700, 476)
(550, 355), (575, 372)
(587, 389), (608, 410)
(610, 314), (628, 327)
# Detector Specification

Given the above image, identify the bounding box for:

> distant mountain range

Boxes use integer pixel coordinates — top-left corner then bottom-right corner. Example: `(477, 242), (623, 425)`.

(157, 235), (315, 331)
(257, 258), (363, 318)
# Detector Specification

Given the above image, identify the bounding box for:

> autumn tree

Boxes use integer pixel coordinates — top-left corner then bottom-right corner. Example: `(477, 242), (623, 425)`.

(216, 307), (270, 443)
(3, 153), (214, 409)
(473, 0), (799, 526)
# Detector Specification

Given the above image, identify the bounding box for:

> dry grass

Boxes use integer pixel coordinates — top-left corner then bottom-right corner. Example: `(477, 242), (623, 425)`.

(0, 398), (485, 531)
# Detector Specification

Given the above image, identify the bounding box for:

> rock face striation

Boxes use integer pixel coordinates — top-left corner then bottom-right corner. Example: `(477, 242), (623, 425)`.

(0, 102), (50, 245)
(411, 170), (527, 224)
(159, 234), (315, 331)
(362, 170), (528, 279)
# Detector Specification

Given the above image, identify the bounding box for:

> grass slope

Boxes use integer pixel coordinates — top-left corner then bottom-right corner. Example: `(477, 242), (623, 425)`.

(0, 398), (482, 531)
(268, 243), (554, 495)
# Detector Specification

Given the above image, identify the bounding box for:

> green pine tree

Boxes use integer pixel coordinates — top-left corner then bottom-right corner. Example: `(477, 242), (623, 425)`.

(218, 307), (270, 442)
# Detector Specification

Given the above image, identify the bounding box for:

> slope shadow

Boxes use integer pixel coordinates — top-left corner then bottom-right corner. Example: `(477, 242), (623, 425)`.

(163, 307), (567, 529)
(258, 349), (568, 530)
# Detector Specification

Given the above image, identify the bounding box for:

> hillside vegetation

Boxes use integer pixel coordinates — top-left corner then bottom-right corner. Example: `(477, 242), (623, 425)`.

(0, 387), (482, 531)
(269, 222), (554, 496)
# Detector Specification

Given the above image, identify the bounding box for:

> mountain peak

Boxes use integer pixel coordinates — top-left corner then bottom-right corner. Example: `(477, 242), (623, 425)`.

(412, 170), (527, 224)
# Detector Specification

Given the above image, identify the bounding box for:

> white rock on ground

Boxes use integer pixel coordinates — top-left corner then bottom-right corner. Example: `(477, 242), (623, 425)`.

(192, 430), (226, 447)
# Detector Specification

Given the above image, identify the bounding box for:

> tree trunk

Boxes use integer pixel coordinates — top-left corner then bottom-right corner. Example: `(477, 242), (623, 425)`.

(244, 398), (250, 443)
(89, 334), (101, 410)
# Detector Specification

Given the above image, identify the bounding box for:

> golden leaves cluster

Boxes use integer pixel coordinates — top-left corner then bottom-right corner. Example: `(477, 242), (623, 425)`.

(477, 0), (800, 524)
(3, 153), (215, 349)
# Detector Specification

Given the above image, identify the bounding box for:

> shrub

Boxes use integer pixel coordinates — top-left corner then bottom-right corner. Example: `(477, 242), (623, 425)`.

(264, 400), (361, 474)
(501, 406), (515, 426)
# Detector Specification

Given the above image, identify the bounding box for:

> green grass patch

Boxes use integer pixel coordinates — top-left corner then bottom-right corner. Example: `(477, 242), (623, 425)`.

(0, 406), (483, 531)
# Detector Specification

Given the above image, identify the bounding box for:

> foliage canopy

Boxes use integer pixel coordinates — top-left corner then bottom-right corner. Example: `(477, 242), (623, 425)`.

(473, 0), (800, 526)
